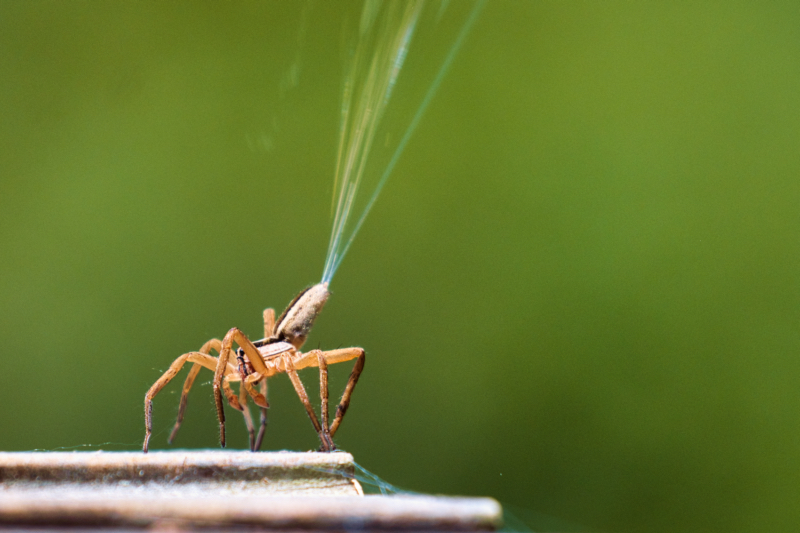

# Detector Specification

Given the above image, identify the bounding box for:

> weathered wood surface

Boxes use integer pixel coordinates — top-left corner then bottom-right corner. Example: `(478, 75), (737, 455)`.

(0, 451), (502, 531)
(0, 451), (361, 497)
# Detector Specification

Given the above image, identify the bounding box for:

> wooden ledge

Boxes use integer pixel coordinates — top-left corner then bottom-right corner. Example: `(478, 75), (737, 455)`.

(0, 451), (502, 531)
(0, 450), (360, 497)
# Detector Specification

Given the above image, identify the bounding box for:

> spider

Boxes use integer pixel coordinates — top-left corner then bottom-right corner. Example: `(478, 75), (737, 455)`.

(143, 282), (365, 453)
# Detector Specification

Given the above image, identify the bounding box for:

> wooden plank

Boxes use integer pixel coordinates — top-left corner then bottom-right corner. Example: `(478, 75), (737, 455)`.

(0, 451), (502, 531)
(0, 451), (361, 497)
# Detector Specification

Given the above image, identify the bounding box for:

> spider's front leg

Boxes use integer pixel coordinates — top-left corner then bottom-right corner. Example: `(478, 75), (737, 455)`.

(236, 378), (258, 451)
(254, 379), (269, 451)
(236, 372), (269, 451)
(144, 350), (237, 453)
(168, 338), (222, 445)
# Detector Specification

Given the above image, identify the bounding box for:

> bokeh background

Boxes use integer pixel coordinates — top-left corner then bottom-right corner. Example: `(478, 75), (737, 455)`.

(2, 2), (799, 532)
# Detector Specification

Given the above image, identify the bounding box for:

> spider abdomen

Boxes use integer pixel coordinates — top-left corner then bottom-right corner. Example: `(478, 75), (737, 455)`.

(273, 283), (330, 348)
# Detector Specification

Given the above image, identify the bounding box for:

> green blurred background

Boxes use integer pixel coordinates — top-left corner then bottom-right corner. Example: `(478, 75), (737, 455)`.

(2, 2), (799, 531)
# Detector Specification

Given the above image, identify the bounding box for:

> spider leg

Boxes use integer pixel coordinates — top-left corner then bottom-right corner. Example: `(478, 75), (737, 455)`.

(317, 351), (329, 432)
(168, 339), (223, 445)
(288, 347), (366, 441)
(215, 328), (271, 448)
(254, 379), (268, 451)
(240, 373), (269, 451)
(328, 348), (365, 437)
(237, 380), (256, 451)
(222, 373), (243, 410)
(283, 353), (334, 451)
(243, 373), (269, 408)
(310, 350), (333, 449)
(292, 347), (365, 370)
(263, 308), (275, 338)
(167, 363), (200, 445)
(144, 351), (236, 453)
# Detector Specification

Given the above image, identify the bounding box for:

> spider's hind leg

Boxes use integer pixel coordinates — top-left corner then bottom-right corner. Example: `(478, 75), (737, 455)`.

(283, 353), (335, 452)
(286, 347), (365, 449)
(316, 350), (333, 450)
(264, 308), (275, 338)
(328, 348), (365, 438)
